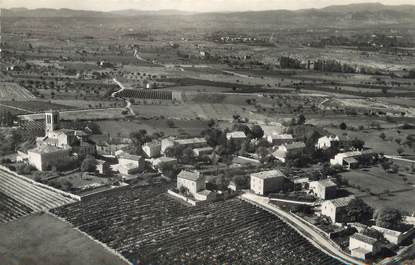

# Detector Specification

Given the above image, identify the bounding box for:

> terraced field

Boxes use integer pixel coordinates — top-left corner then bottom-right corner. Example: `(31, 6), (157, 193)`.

(52, 184), (342, 265)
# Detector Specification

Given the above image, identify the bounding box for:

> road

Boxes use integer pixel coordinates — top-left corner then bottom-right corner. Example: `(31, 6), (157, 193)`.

(112, 78), (135, 116)
(240, 192), (365, 265)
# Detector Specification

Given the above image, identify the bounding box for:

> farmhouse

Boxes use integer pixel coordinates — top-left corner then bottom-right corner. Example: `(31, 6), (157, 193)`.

(27, 145), (72, 171)
(261, 124), (285, 140)
(330, 151), (361, 170)
(349, 233), (381, 260)
(272, 142), (306, 163)
(142, 141), (162, 158)
(177, 170), (206, 196)
(321, 196), (356, 223)
(250, 169), (286, 195)
(315, 135), (339, 150)
(309, 179), (338, 200)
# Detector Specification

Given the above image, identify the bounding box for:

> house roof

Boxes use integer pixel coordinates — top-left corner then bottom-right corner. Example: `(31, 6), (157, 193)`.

(175, 137), (207, 146)
(344, 157), (358, 164)
(177, 170), (202, 181)
(325, 196), (355, 208)
(227, 131), (247, 139)
(269, 134), (293, 140)
(351, 233), (378, 245)
(28, 145), (70, 154)
(317, 179), (337, 188)
(284, 142), (306, 150)
(119, 153), (142, 161)
(251, 169), (285, 180)
(193, 147), (214, 152)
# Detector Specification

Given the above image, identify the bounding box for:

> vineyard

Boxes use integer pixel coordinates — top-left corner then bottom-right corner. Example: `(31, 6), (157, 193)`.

(0, 100), (74, 113)
(117, 89), (173, 100)
(0, 167), (79, 223)
(52, 184), (342, 265)
(0, 192), (33, 223)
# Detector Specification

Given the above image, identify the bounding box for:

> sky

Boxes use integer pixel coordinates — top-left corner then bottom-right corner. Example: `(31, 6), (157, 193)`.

(1, 0), (414, 12)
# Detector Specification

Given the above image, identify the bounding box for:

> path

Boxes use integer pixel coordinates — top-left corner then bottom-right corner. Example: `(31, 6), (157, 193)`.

(240, 192), (365, 265)
(111, 78), (135, 116)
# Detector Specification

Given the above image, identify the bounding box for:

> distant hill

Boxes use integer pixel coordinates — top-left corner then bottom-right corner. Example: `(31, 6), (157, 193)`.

(2, 3), (415, 28)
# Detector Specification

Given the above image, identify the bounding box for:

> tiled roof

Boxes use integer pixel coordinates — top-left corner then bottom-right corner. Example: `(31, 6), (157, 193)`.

(178, 170), (202, 181)
(227, 131), (247, 139)
(251, 169), (285, 179)
(327, 196), (355, 208)
(285, 142), (306, 150)
(351, 233), (378, 245)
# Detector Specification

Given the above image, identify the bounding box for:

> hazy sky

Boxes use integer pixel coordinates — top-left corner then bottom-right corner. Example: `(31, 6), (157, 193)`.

(1, 0), (414, 12)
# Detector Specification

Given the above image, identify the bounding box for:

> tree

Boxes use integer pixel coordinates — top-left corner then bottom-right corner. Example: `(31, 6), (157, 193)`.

(81, 155), (97, 172)
(339, 122), (347, 130)
(379, 132), (386, 140)
(346, 198), (373, 223)
(374, 207), (403, 229)
(351, 138), (365, 150)
(297, 114), (306, 125)
(251, 125), (264, 139)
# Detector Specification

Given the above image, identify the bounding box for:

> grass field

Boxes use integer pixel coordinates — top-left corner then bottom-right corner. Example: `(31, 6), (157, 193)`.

(0, 213), (129, 265)
(341, 166), (415, 212)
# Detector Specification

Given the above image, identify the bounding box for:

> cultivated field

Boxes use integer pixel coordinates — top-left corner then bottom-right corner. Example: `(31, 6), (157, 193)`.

(52, 184), (342, 265)
(0, 82), (35, 100)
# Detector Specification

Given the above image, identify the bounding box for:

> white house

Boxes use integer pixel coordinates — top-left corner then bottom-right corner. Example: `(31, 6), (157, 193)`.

(177, 170), (206, 196)
(250, 169), (286, 195)
(267, 134), (294, 145)
(28, 145), (72, 171)
(315, 135), (339, 150)
(272, 142), (306, 163)
(349, 233), (381, 260)
(142, 141), (162, 158)
(116, 153), (145, 176)
(309, 179), (338, 200)
(321, 196), (355, 223)
(330, 151), (361, 169)
(372, 225), (415, 245)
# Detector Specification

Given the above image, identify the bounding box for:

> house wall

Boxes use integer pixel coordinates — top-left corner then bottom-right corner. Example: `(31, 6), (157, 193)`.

(28, 149), (71, 171)
(177, 177), (205, 195)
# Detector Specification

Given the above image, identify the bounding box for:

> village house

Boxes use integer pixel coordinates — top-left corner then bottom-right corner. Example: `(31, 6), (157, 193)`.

(27, 145), (72, 171)
(92, 136), (131, 156)
(152, 156), (178, 169)
(95, 159), (110, 176)
(330, 151), (361, 170)
(250, 169), (287, 195)
(161, 137), (207, 154)
(116, 153), (145, 176)
(309, 179), (338, 200)
(349, 233), (381, 260)
(321, 196), (356, 223)
(142, 141), (162, 158)
(272, 142), (306, 163)
(260, 124), (285, 140)
(267, 134), (294, 146)
(193, 146), (214, 157)
(315, 135), (340, 150)
(372, 225), (415, 245)
(177, 170), (206, 195)
(226, 131), (247, 144)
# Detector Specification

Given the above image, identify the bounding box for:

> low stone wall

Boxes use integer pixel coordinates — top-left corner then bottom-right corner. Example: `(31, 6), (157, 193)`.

(167, 189), (200, 206)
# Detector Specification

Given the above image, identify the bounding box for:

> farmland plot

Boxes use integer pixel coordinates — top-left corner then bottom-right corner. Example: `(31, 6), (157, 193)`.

(52, 184), (342, 265)
(0, 82), (35, 99)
